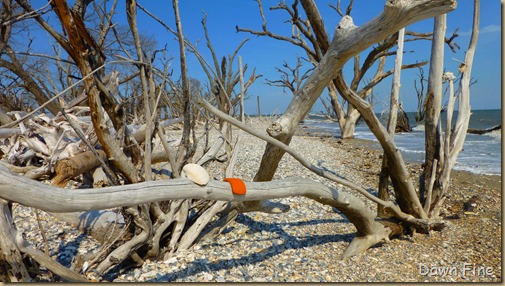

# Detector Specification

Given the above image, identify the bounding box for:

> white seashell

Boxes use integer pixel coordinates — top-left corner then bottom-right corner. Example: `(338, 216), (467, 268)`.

(181, 164), (210, 186)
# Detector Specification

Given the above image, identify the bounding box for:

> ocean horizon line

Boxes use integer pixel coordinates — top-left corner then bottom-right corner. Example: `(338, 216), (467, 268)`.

(244, 108), (502, 118)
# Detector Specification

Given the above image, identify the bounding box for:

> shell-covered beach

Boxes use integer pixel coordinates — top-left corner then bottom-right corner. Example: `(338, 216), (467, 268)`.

(11, 118), (501, 282)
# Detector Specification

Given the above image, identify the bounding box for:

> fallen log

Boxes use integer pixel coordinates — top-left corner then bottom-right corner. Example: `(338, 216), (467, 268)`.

(52, 150), (107, 187)
(467, 124), (501, 135)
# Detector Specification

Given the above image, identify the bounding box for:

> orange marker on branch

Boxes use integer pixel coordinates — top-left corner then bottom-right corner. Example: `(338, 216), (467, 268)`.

(223, 178), (247, 195)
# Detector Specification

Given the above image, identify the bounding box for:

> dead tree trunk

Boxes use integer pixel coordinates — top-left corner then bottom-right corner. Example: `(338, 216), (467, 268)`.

(253, 0), (456, 185)
(378, 28), (405, 218)
(427, 0), (480, 217)
(172, 0), (194, 168)
(422, 14), (447, 202)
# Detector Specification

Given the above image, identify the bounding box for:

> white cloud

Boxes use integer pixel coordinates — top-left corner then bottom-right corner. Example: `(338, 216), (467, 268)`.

(481, 24), (501, 34)
(459, 24), (501, 36)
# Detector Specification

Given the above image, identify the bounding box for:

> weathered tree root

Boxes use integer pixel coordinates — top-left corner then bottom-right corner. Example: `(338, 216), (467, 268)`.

(147, 201), (184, 258)
(343, 232), (390, 258)
(177, 200), (228, 251)
(166, 200), (189, 257)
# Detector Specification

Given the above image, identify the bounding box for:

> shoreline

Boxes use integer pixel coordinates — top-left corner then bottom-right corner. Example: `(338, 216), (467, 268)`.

(295, 124), (502, 189)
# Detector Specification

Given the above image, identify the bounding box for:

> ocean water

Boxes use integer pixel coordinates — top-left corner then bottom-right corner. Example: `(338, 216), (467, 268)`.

(302, 109), (502, 175)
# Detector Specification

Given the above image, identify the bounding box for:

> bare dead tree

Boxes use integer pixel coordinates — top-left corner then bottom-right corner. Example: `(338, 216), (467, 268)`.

(237, 0), (429, 142)
(423, 0), (480, 217)
(186, 12), (261, 160)
(414, 67), (427, 122)
(0, 1), (60, 115)
(421, 14), (447, 206)
(265, 56), (313, 95)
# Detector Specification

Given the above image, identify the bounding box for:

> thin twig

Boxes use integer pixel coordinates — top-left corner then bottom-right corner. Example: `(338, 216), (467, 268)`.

(4, 51), (76, 65)
(1, 1), (52, 26)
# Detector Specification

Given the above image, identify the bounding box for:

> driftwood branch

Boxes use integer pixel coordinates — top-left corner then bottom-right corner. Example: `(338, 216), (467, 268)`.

(52, 150), (107, 187)
(252, 0), (457, 184)
(0, 164), (389, 257)
(0, 200), (31, 282)
(14, 231), (88, 282)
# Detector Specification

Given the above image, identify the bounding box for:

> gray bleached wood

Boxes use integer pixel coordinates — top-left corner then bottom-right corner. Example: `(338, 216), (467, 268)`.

(0, 164), (389, 257)
(423, 14), (447, 202)
(0, 199), (31, 282)
(432, 0), (479, 217)
(197, 97), (428, 224)
(196, 136), (225, 166)
(0, 128), (20, 138)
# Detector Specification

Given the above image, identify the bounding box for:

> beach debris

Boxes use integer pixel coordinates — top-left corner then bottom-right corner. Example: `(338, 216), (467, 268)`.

(463, 195), (481, 214)
(181, 164), (210, 186)
(467, 124), (501, 135)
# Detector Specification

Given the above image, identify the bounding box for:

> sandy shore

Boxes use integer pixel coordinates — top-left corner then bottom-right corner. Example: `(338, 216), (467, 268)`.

(296, 122), (502, 192)
(10, 117), (502, 282)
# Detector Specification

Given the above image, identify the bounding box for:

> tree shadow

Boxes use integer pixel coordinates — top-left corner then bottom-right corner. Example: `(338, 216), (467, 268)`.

(54, 233), (87, 268)
(146, 214), (355, 282)
(53, 210), (124, 270)
(317, 163), (350, 182)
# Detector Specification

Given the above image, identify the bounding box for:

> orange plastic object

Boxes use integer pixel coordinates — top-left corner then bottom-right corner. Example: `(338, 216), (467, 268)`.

(223, 178), (247, 195)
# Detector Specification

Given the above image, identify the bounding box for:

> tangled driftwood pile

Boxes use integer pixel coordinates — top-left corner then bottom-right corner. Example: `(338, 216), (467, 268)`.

(1, 108), (94, 181)
(0, 108), (185, 187)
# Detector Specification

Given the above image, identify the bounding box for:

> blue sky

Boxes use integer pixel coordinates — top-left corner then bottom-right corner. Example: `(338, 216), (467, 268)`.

(28, 1), (502, 114)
